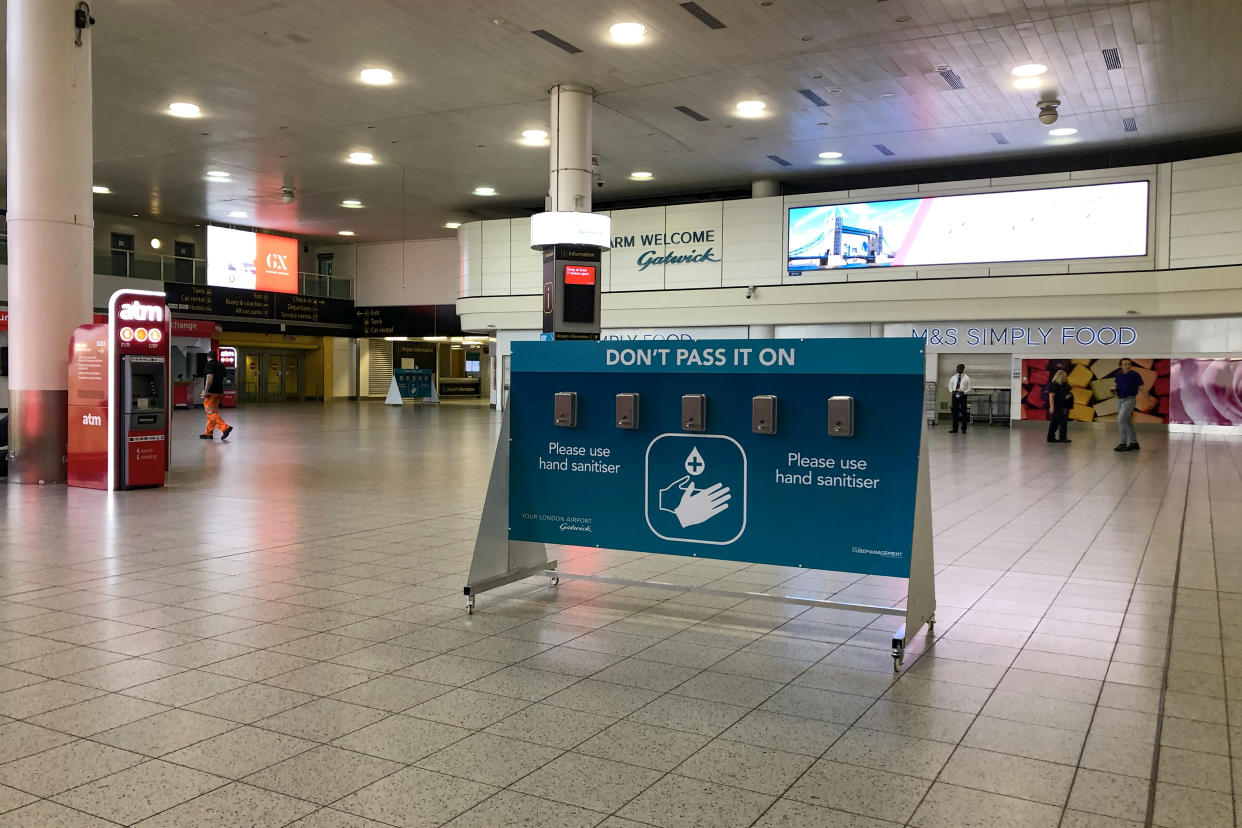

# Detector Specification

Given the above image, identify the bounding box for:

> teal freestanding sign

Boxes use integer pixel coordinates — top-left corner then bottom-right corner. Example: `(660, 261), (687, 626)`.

(466, 338), (936, 669)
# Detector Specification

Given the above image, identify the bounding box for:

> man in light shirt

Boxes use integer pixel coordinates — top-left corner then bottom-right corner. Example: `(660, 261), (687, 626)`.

(949, 363), (972, 434)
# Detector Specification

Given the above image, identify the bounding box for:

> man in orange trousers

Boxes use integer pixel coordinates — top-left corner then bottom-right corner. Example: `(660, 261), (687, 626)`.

(201, 350), (233, 441)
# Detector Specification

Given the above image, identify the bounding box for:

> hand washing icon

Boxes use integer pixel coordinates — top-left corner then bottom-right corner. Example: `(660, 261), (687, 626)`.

(646, 435), (746, 546)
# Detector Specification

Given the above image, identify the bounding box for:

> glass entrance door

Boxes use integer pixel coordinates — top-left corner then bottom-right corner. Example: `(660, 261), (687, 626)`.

(238, 351), (303, 402)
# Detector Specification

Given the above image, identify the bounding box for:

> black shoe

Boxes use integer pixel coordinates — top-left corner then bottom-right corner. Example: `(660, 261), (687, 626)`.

(1114, 443), (1129, 452)
(1127, 442), (1140, 451)
(1060, 439), (1072, 443)
(200, 434), (213, 440)
(1047, 438), (1057, 443)
(221, 426), (233, 441)
(949, 429), (958, 434)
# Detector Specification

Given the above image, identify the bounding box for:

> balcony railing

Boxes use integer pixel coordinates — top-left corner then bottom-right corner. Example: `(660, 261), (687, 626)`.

(0, 237), (352, 300)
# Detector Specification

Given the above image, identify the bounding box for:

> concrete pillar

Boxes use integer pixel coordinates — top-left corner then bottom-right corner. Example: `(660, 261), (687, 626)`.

(752, 179), (781, 198)
(6, 0), (95, 484)
(548, 84), (594, 213)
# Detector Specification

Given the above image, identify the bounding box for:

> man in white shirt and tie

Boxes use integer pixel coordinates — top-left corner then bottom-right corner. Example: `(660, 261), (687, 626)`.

(949, 363), (973, 433)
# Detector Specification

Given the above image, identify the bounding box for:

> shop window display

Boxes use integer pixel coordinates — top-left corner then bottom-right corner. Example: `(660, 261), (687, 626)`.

(1022, 358), (1170, 423)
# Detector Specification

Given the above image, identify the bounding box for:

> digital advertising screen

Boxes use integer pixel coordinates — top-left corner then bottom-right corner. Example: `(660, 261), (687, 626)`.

(787, 180), (1149, 274)
(207, 226), (298, 294)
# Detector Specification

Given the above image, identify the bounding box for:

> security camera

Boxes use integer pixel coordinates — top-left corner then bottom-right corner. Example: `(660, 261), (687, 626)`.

(1037, 98), (1060, 125)
(280, 186), (296, 203)
(596, 178), (605, 188)
(745, 286), (756, 300)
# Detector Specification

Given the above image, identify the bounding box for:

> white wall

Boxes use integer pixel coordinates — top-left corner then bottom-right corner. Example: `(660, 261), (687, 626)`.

(1169, 153), (1242, 268)
(354, 239), (457, 306)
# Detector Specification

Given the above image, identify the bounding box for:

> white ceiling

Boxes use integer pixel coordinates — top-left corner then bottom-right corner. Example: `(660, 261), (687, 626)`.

(3, 0), (1240, 243)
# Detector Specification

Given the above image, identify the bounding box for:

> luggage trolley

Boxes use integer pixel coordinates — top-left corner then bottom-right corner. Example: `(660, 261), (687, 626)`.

(924, 381), (938, 426)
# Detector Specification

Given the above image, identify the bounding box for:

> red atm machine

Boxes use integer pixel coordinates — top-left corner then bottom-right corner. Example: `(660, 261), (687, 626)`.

(218, 346), (238, 408)
(68, 289), (171, 490)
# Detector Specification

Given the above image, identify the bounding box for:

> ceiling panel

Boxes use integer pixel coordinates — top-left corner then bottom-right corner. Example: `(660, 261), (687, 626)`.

(0, 0), (1237, 242)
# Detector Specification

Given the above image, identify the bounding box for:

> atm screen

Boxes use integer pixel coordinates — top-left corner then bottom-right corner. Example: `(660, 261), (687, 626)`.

(132, 375), (158, 405)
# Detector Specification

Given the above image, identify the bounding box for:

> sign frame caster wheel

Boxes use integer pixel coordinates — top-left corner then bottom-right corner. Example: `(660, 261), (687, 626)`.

(550, 575), (560, 587)
(892, 641), (904, 672)
(927, 614), (935, 635)
(466, 595), (476, 615)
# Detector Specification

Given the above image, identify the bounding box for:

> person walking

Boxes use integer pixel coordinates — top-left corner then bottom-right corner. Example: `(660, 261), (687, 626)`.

(948, 363), (972, 433)
(200, 350), (233, 441)
(1113, 357), (1142, 452)
(1046, 369), (1073, 443)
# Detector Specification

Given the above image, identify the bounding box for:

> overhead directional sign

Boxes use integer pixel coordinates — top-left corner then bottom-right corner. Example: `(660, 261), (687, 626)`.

(507, 338), (926, 577)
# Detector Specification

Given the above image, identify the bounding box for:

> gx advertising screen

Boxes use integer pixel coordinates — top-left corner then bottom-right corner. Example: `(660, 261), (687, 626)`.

(207, 226), (299, 294)
(787, 180), (1149, 274)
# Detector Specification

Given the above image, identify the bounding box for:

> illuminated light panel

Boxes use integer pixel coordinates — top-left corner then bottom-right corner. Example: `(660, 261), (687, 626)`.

(629, 171), (654, 180)
(92, 185), (111, 194)
(1011, 63), (1047, 77)
(359, 67), (394, 85)
(168, 101), (201, 118)
(228, 210), (246, 218)
(338, 230), (356, 236)
(444, 222), (462, 229)
(521, 129), (549, 146)
(347, 152), (375, 164)
(609, 21), (646, 44)
(341, 200), (364, 208)
(1049, 127), (1078, 136)
(735, 100), (766, 116)
(473, 186), (497, 196)
(817, 151), (843, 159)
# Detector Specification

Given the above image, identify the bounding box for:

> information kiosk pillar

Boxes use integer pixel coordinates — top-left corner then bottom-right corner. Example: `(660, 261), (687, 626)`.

(218, 346), (238, 408)
(68, 289), (170, 490)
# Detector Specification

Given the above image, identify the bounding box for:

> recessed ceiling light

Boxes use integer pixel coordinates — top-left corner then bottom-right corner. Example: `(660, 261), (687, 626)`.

(879, 92), (896, 99)
(347, 151), (375, 165)
(359, 67), (394, 85)
(92, 185), (111, 194)
(1049, 127), (1078, 136)
(341, 199), (364, 208)
(520, 129), (549, 146)
(629, 171), (654, 180)
(150, 238), (161, 250)
(338, 230), (356, 236)
(609, 22), (646, 44)
(473, 186), (497, 196)
(444, 222), (462, 229)
(205, 170), (230, 179)
(1011, 63), (1047, 77)
(168, 101), (201, 118)
(1012, 77), (1043, 90)
(228, 210), (246, 218)
(818, 151), (843, 159)
(735, 100), (766, 116)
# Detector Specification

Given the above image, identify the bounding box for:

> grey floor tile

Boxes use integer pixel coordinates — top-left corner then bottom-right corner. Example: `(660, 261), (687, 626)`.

(785, 760), (930, 823)
(330, 674), (452, 711)
(256, 697), (389, 742)
(93, 708), (237, 756)
(760, 685), (874, 725)
(52, 759), (227, 824)
(163, 725), (317, 778)
(675, 738), (815, 795)
(823, 727), (955, 779)
(513, 752), (662, 812)
(184, 682), (314, 723)
(245, 744), (402, 805)
(0, 720), (76, 764)
(0, 800), (120, 826)
(544, 678), (660, 718)
(629, 693), (751, 737)
(415, 732), (562, 787)
(485, 702), (617, 749)
(1066, 768), (1152, 822)
(1151, 781), (1233, 827)
(131, 781), (319, 827)
(753, 798), (902, 826)
(962, 715), (1086, 765)
(27, 692), (169, 737)
(720, 709), (847, 756)
(576, 719), (708, 771)
(335, 766), (496, 827)
(442, 789), (604, 827)
(331, 714), (472, 764)
(618, 774), (776, 827)
(938, 745), (1075, 806)
(910, 781), (1062, 828)
(0, 739), (146, 797)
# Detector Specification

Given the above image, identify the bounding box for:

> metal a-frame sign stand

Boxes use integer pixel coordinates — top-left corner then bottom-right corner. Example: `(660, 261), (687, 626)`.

(465, 401), (936, 671)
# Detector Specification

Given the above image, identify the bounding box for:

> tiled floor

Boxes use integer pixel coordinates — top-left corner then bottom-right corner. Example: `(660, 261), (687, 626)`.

(0, 402), (1238, 827)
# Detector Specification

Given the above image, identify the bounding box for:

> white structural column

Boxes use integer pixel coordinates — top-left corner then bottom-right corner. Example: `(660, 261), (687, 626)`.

(548, 83), (595, 213)
(6, 0), (95, 484)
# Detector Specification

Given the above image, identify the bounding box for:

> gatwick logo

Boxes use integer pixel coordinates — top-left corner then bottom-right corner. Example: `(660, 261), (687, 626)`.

(265, 253), (290, 272)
